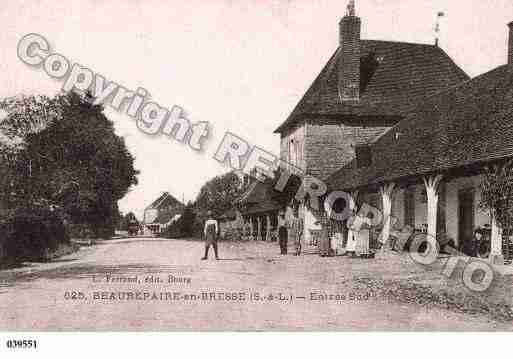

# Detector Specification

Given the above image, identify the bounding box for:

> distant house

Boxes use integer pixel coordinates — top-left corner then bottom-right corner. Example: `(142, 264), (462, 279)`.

(143, 192), (185, 235)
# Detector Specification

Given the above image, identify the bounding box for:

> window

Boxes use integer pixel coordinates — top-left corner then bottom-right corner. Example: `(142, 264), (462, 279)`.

(288, 137), (302, 167)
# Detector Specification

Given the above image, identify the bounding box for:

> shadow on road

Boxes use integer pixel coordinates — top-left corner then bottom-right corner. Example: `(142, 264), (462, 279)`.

(215, 258), (244, 261)
(0, 263), (196, 288)
(49, 258), (78, 263)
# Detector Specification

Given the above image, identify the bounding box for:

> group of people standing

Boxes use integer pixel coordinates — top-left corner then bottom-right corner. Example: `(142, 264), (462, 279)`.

(277, 207), (336, 257)
(201, 207), (373, 260)
(276, 207), (373, 258)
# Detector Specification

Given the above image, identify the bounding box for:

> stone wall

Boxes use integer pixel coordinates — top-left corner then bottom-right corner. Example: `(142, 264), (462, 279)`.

(304, 121), (390, 180)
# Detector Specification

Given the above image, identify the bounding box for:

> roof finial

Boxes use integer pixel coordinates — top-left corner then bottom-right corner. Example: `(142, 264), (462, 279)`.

(434, 11), (445, 46)
(346, 0), (356, 17)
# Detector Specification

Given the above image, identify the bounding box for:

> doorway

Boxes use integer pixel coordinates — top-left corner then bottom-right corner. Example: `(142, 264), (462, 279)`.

(458, 189), (475, 256)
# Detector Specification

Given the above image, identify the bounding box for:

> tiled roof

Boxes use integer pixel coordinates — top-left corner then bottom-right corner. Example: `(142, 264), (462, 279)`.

(147, 192), (183, 210)
(275, 40), (469, 133)
(238, 181), (282, 215)
(219, 208), (236, 221)
(326, 65), (513, 191)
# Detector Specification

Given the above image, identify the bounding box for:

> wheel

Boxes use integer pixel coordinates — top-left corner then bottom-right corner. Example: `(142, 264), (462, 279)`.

(477, 240), (491, 258)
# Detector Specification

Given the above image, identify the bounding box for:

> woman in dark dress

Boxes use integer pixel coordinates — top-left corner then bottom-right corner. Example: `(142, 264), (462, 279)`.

(278, 210), (288, 255)
(318, 214), (332, 257)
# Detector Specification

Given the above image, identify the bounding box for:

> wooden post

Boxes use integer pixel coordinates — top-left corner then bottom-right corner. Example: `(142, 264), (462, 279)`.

(257, 216), (262, 241)
(490, 214), (505, 265)
(423, 175), (443, 241)
(346, 190), (359, 252)
(249, 217), (254, 241)
(266, 215), (271, 241)
(380, 183), (396, 247)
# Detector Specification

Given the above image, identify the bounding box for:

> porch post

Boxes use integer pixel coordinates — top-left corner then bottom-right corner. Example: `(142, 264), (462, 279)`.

(249, 217), (254, 241)
(490, 214), (505, 265)
(348, 190), (359, 221)
(257, 216), (262, 241)
(423, 175), (443, 241)
(346, 190), (359, 251)
(266, 215), (271, 241)
(380, 183), (396, 247)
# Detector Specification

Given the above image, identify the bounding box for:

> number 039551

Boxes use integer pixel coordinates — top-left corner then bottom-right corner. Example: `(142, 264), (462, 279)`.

(6, 339), (37, 349)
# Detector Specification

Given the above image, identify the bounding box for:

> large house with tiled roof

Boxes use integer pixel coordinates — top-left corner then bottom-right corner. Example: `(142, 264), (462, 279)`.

(325, 24), (513, 264)
(238, 1), (470, 245)
(275, 1), (468, 181)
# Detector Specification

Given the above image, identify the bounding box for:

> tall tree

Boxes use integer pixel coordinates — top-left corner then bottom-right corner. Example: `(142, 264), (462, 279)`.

(194, 171), (243, 218)
(0, 92), (139, 237)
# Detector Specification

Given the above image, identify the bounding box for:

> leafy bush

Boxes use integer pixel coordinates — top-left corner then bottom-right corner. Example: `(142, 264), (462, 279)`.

(66, 223), (95, 239)
(161, 205), (197, 239)
(480, 160), (513, 229)
(1, 208), (69, 263)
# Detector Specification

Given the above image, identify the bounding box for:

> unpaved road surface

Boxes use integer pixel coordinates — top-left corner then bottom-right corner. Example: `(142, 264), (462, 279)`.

(0, 238), (510, 330)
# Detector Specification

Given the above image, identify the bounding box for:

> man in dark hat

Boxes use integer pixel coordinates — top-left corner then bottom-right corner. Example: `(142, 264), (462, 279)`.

(202, 210), (219, 260)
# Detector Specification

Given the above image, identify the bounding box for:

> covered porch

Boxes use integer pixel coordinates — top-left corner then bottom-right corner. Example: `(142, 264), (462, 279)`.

(237, 178), (283, 242)
(339, 167), (512, 265)
(241, 209), (280, 242)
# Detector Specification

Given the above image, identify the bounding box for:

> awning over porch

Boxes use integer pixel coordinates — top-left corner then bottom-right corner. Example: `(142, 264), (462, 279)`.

(238, 180), (282, 217)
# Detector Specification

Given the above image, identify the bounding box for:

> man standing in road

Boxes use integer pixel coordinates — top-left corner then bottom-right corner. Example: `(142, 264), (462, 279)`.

(202, 211), (219, 260)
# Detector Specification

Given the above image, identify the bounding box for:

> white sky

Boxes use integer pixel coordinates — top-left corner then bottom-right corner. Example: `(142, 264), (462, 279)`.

(1, 0), (512, 219)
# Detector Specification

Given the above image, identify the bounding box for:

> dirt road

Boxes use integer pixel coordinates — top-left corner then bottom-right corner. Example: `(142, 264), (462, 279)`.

(0, 238), (510, 330)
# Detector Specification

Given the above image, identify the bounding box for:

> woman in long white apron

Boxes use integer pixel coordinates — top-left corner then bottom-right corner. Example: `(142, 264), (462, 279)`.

(346, 211), (359, 255)
(347, 211), (371, 257)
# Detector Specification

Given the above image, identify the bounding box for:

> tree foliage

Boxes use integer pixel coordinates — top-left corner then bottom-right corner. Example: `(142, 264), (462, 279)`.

(480, 160), (513, 229)
(0, 92), (139, 237)
(194, 171), (243, 219)
(161, 202), (197, 238)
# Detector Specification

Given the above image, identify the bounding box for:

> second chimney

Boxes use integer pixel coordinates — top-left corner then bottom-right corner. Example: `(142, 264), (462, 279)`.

(508, 21), (513, 65)
(338, 1), (361, 102)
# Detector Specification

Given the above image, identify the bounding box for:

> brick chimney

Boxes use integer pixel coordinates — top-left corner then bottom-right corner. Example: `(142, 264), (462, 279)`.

(508, 21), (513, 65)
(338, 0), (361, 102)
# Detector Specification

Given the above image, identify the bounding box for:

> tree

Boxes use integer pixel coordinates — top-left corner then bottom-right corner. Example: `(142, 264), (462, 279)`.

(0, 92), (139, 237)
(480, 160), (513, 229)
(160, 202), (197, 238)
(179, 203), (196, 237)
(0, 95), (60, 210)
(194, 171), (243, 218)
